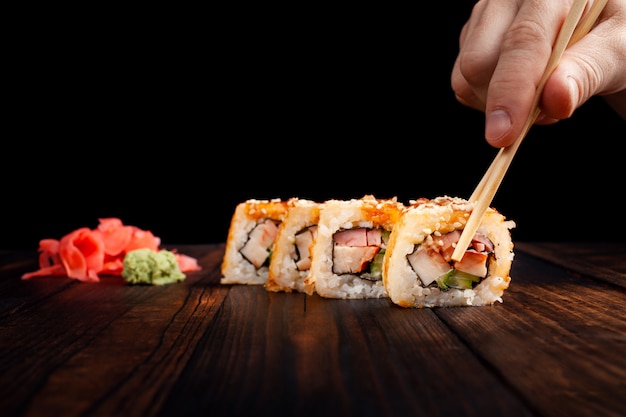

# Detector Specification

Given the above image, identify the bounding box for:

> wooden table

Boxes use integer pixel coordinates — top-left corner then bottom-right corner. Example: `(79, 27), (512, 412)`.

(1, 242), (625, 417)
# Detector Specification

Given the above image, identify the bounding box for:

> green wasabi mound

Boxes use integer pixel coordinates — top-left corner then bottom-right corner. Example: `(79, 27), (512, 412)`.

(121, 249), (186, 286)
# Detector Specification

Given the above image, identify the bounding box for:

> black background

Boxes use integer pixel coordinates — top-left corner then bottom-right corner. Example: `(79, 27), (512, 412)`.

(3, 3), (624, 250)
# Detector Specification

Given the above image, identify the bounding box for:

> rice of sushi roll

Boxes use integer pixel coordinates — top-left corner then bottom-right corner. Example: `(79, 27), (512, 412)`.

(221, 198), (290, 285)
(306, 195), (405, 299)
(265, 198), (323, 294)
(383, 196), (515, 308)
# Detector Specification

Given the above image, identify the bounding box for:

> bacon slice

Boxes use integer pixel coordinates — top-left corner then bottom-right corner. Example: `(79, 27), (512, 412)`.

(331, 227), (385, 275)
(454, 250), (488, 277)
(332, 246), (381, 274)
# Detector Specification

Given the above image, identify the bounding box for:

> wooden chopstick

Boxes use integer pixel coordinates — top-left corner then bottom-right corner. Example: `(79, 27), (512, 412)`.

(452, 0), (606, 262)
(467, 0), (608, 206)
(569, 0), (609, 46)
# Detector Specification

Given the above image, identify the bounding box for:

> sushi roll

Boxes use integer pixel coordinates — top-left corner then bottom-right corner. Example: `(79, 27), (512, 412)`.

(306, 195), (405, 299)
(221, 198), (290, 285)
(383, 196), (515, 308)
(265, 198), (323, 295)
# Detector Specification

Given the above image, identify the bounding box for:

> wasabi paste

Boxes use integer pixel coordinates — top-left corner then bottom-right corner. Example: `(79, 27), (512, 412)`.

(121, 248), (186, 285)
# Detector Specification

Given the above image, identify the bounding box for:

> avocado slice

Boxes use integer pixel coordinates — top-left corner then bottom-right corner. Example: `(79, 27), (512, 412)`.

(367, 251), (386, 280)
(436, 269), (481, 290)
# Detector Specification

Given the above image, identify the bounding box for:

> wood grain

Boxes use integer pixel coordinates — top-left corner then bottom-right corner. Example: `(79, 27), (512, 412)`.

(1, 243), (625, 417)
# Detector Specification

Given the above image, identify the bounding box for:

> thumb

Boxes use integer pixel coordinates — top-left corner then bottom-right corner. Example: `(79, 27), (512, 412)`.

(540, 57), (597, 120)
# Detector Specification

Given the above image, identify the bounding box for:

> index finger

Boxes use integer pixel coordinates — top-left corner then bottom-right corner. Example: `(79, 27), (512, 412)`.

(484, 0), (574, 147)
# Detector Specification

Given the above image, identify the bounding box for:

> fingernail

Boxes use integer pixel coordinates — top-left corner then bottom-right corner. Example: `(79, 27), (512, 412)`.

(486, 110), (511, 142)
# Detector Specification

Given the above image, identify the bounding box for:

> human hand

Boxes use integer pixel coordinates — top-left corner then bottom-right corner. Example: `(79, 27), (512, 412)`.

(451, 0), (626, 148)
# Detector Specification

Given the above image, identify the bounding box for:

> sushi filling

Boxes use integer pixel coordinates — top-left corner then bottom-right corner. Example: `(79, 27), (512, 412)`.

(407, 229), (494, 290)
(294, 226), (317, 271)
(332, 227), (389, 281)
(240, 219), (280, 269)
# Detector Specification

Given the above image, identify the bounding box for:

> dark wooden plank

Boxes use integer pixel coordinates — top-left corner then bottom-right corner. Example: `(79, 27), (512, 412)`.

(0, 244), (226, 417)
(0, 249), (63, 322)
(159, 284), (534, 417)
(0, 250), (77, 318)
(516, 242), (626, 288)
(437, 250), (626, 417)
(0, 245), (220, 318)
(3, 243), (625, 417)
(0, 250), (38, 274)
